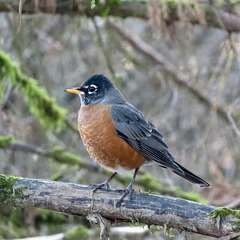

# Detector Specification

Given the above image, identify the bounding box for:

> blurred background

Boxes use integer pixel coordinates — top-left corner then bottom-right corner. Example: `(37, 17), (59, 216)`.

(0, 0), (240, 239)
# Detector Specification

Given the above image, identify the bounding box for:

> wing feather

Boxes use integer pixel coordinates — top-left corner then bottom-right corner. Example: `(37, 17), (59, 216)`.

(110, 104), (182, 172)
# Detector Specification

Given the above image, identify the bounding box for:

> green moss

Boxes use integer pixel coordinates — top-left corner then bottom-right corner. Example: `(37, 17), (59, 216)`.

(208, 207), (240, 225)
(46, 146), (87, 167)
(135, 173), (163, 192)
(0, 208), (28, 239)
(91, 0), (96, 9)
(174, 186), (208, 204)
(49, 171), (64, 181)
(165, 227), (175, 238)
(91, 0), (122, 18)
(36, 209), (68, 226)
(0, 174), (27, 204)
(64, 225), (88, 240)
(0, 49), (67, 131)
(0, 135), (15, 148)
(113, 172), (163, 193)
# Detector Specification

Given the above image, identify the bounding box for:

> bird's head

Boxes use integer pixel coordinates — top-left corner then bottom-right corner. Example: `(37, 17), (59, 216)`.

(65, 74), (126, 106)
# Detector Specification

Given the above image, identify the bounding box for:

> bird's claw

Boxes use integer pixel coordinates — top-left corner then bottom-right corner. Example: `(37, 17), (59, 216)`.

(116, 188), (134, 207)
(90, 182), (111, 193)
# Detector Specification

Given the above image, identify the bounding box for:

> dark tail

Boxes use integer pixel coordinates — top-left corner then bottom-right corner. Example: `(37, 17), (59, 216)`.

(172, 163), (210, 188)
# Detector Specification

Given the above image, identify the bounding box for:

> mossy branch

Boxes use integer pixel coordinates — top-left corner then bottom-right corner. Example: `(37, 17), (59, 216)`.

(0, 174), (239, 238)
(0, 174), (25, 204)
(209, 207), (240, 226)
(0, 49), (67, 130)
(0, 135), (15, 148)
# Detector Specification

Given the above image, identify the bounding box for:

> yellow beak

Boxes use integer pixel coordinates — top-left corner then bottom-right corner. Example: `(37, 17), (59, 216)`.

(64, 88), (85, 95)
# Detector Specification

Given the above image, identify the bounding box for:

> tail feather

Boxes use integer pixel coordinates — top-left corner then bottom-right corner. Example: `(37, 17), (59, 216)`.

(172, 163), (210, 188)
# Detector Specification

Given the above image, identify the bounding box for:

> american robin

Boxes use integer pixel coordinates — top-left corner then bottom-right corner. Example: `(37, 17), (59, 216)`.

(65, 74), (210, 202)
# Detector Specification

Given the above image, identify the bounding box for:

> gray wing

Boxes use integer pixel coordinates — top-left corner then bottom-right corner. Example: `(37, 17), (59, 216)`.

(110, 104), (183, 173)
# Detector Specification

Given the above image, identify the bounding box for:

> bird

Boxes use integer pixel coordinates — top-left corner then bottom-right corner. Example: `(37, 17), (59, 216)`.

(65, 74), (210, 202)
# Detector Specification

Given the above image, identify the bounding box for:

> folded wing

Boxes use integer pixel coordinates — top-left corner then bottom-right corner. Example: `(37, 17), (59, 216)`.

(110, 103), (210, 187)
(110, 104), (183, 173)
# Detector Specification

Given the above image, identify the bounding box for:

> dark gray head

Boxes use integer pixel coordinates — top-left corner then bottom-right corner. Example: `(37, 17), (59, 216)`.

(65, 75), (126, 106)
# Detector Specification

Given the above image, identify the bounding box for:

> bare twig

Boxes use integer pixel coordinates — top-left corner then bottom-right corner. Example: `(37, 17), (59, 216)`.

(7, 141), (94, 169)
(92, 17), (117, 81)
(227, 99), (240, 138)
(1, 175), (239, 238)
(0, 84), (12, 112)
(217, 231), (240, 240)
(107, 19), (234, 125)
(17, 0), (23, 32)
(226, 198), (240, 209)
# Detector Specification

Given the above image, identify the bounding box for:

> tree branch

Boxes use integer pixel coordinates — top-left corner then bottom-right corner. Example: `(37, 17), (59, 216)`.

(1, 0), (240, 32)
(107, 19), (236, 125)
(1, 175), (239, 238)
(0, 49), (68, 131)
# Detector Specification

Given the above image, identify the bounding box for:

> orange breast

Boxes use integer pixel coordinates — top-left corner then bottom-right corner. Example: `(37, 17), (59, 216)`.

(78, 104), (146, 172)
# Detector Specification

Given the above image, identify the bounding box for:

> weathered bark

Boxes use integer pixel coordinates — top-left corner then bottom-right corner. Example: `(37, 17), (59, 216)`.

(1, 176), (240, 238)
(1, 0), (240, 32)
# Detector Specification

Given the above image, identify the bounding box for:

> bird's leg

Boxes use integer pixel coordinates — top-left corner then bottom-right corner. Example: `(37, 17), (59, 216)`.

(91, 172), (118, 193)
(117, 168), (139, 206)
(90, 172), (118, 210)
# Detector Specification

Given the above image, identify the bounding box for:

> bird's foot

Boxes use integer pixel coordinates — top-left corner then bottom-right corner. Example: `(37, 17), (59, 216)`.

(90, 182), (111, 193)
(90, 172), (117, 194)
(90, 172), (118, 210)
(116, 187), (134, 207)
(90, 182), (111, 210)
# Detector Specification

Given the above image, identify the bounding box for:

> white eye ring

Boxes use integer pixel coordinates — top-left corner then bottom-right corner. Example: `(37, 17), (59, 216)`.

(88, 84), (97, 94)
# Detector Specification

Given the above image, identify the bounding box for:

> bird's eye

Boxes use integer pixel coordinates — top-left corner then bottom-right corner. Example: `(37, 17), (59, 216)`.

(88, 84), (97, 93)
